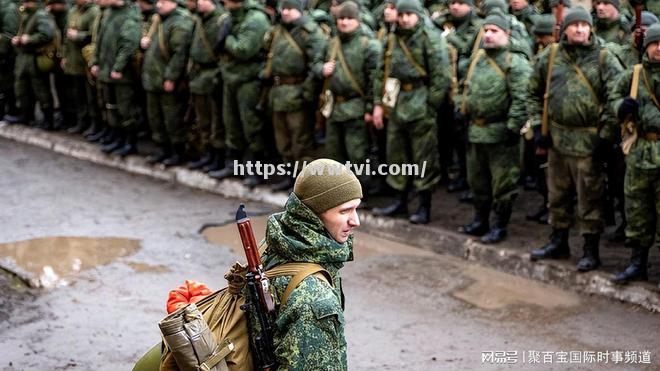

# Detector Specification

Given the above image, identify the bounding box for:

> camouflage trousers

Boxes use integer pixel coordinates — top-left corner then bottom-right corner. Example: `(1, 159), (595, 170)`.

(624, 159), (660, 248)
(325, 117), (372, 188)
(14, 54), (52, 113)
(146, 90), (188, 145)
(547, 148), (605, 235)
(103, 83), (141, 132)
(189, 93), (224, 155)
(223, 80), (263, 154)
(385, 115), (440, 192)
(467, 142), (520, 215)
(273, 109), (313, 163)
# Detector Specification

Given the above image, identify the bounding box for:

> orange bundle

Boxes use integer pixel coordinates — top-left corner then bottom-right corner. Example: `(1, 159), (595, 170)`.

(166, 280), (212, 314)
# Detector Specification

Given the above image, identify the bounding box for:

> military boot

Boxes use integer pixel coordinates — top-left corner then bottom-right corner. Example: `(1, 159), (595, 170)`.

(85, 123), (107, 142)
(113, 131), (137, 157)
(3, 111), (27, 124)
(101, 127), (117, 144)
(162, 143), (186, 167)
(209, 149), (240, 180)
(447, 176), (468, 193)
(147, 144), (172, 164)
(203, 149), (225, 172)
(37, 108), (55, 131)
(577, 234), (601, 272)
(67, 120), (88, 134)
(481, 205), (512, 244)
(243, 152), (264, 188)
(530, 228), (570, 261)
(458, 204), (491, 236)
(102, 130), (125, 153)
(187, 149), (214, 170)
(612, 240), (649, 284)
(409, 190), (431, 224)
(372, 191), (408, 217)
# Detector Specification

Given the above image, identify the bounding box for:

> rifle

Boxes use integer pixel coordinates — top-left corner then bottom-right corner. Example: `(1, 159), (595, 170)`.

(553, 0), (564, 42)
(632, 0), (645, 62)
(236, 204), (277, 371)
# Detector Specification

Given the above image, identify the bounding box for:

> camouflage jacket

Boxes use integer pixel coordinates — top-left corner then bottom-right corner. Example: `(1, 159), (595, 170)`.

(327, 29), (382, 122)
(266, 16), (328, 112)
(94, 3), (140, 84)
(14, 8), (54, 55)
(528, 35), (623, 157)
(387, 22), (452, 123)
(142, 6), (194, 92)
(262, 192), (351, 371)
(649, 0), (660, 17)
(458, 47), (531, 143)
(433, 11), (482, 80)
(62, 3), (98, 76)
(612, 56), (660, 170)
(188, 7), (227, 95)
(594, 16), (631, 46)
(511, 5), (540, 38)
(221, 0), (270, 85)
(0, 0), (19, 57)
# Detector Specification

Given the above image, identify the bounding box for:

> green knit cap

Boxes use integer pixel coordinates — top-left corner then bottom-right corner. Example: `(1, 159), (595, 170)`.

(396, 0), (424, 16)
(281, 0), (303, 11)
(481, 0), (507, 15)
(533, 14), (555, 35)
(483, 9), (510, 32)
(336, 1), (360, 19)
(644, 23), (660, 49)
(293, 159), (363, 214)
(561, 6), (592, 33)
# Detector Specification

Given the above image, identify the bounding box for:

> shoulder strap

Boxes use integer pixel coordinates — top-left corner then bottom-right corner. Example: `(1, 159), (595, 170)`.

(398, 35), (427, 77)
(336, 38), (365, 97)
(562, 48), (599, 104)
(382, 32), (396, 96)
(460, 48), (485, 115)
(157, 17), (170, 61)
(470, 27), (484, 56)
(541, 43), (559, 136)
(281, 25), (305, 56)
(266, 262), (332, 308)
(195, 13), (228, 62)
(319, 37), (340, 96)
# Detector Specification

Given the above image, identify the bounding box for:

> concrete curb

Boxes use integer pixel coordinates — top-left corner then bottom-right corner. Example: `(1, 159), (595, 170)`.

(2, 122), (659, 312)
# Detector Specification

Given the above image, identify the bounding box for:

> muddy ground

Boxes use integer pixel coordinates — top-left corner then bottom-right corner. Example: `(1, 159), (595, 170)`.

(0, 139), (659, 370)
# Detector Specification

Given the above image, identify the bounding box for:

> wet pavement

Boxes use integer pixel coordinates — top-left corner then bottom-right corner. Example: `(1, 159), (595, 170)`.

(1, 139), (659, 370)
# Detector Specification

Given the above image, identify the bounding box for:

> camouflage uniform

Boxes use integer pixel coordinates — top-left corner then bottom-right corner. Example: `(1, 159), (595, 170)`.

(594, 15), (631, 45)
(510, 4), (541, 38)
(142, 5), (194, 162)
(13, 3), (55, 127)
(0, 0), (19, 118)
(62, 1), (99, 133)
(325, 30), (382, 191)
(45, 0), (72, 128)
(262, 192), (351, 371)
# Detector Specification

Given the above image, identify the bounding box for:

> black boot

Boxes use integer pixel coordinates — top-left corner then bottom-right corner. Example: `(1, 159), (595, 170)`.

(526, 204), (548, 222)
(481, 205), (512, 244)
(372, 191), (408, 217)
(530, 228), (570, 261)
(612, 241), (649, 284)
(203, 149), (225, 172)
(67, 120), (88, 134)
(409, 190), (431, 224)
(147, 144), (171, 164)
(458, 204), (490, 236)
(3, 112), (27, 124)
(113, 131), (137, 157)
(37, 108), (55, 131)
(162, 143), (186, 167)
(100, 127), (117, 144)
(86, 124), (108, 142)
(243, 152), (265, 188)
(577, 234), (601, 272)
(447, 176), (468, 193)
(209, 150), (239, 180)
(187, 150), (214, 170)
(102, 131), (125, 153)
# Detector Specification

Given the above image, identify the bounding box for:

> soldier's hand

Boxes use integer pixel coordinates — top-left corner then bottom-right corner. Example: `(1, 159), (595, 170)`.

(140, 37), (151, 50)
(19, 34), (29, 45)
(67, 29), (78, 40)
(164, 80), (175, 92)
(372, 105), (384, 130)
(364, 112), (373, 123)
(111, 71), (123, 80)
(617, 97), (639, 121)
(90, 65), (99, 77)
(60, 58), (66, 70)
(322, 61), (335, 77)
(11, 36), (19, 46)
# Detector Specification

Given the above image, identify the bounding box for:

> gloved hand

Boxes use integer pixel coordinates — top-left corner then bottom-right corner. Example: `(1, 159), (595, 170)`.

(617, 96), (639, 121)
(214, 17), (233, 53)
(533, 125), (552, 149)
(592, 136), (612, 163)
(504, 129), (520, 147)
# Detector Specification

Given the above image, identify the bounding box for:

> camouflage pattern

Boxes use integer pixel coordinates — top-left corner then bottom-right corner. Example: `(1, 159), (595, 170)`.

(385, 21), (451, 192)
(93, 2), (141, 84)
(649, 0), (660, 17)
(612, 56), (660, 247)
(220, 0), (270, 154)
(0, 0), (19, 115)
(467, 142), (520, 215)
(262, 192), (351, 371)
(13, 7), (55, 114)
(606, 40), (642, 69)
(528, 35), (624, 157)
(433, 11), (483, 79)
(594, 16), (631, 45)
(511, 5), (541, 38)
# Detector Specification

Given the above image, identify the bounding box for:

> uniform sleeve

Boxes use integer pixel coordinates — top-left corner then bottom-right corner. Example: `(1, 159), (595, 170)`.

(164, 21), (193, 82)
(426, 28), (452, 108)
(225, 12), (269, 61)
(25, 12), (55, 47)
(610, 68), (633, 116)
(0, 5), (19, 55)
(598, 49), (624, 141)
(305, 25), (328, 80)
(365, 38), (383, 111)
(112, 15), (139, 73)
(506, 54), (532, 132)
(74, 7), (98, 44)
(526, 50), (549, 128)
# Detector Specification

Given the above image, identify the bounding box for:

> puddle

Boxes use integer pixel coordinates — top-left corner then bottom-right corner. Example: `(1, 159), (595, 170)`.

(125, 261), (171, 274)
(0, 236), (140, 288)
(451, 264), (581, 310)
(201, 215), (433, 260)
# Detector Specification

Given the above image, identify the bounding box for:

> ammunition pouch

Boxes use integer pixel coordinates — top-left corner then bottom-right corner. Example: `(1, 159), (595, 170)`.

(382, 77), (400, 109)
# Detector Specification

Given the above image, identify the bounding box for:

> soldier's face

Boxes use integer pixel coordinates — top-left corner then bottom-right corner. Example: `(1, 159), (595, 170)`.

(595, 1), (619, 20)
(318, 199), (361, 244)
(564, 21), (591, 45)
(647, 41), (660, 62)
(383, 4), (398, 23)
(482, 25), (510, 48)
(197, 0), (214, 13)
(337, 17), (360, 33)
(398, 11), (419, 30)
(448, 1), (471, 18)
(280, 7), (302, 23)
(535, 34), (555, 47)
(157, 0), (177, 14)
(509, 0), (528, 11)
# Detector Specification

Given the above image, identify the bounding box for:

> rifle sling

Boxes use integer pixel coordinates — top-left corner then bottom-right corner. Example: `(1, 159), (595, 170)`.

(336, 38), (365, 97)
(398, 35), (427, 77)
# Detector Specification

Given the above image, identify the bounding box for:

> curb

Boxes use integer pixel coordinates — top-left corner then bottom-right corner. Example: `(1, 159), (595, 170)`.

(2, 122), (659, 312)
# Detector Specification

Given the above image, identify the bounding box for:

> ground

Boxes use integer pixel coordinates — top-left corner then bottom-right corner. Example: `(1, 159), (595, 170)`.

(0, 140), (658, 370)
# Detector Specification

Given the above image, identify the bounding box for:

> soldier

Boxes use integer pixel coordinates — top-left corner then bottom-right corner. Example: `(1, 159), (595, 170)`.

(10, 0), (56, 129)
(529, 7), (623, 272)
(262, 0), (327, 191)
(480, 0), (533, 58)
(186, 0), (228, 171)
(61, 0), (100, 135)
(509, 0), (540, 38)
(611, 23), (660, 284)
(457, 11), (531, 243)
(45, 0), (71, 129)
(90, 0), (142, 156)
(262, 158), (362, 369)
(142, 0), (194, 165)
(329, 0), (377, 35)
(320, 2), (381, 199)
(0, 0), (19, 121)
(208, 0), (270, 186)
(594, 0), (631, 45)
(372, 0), (452, 224)
(615, 11), (659, 69)
(82, 0), (110, 142)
